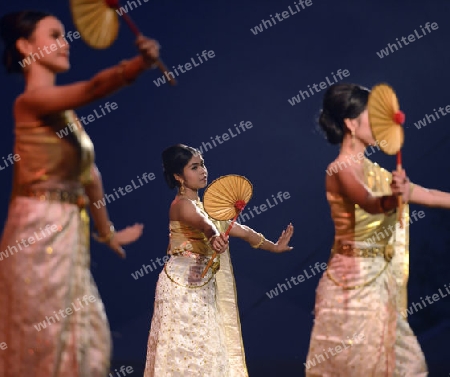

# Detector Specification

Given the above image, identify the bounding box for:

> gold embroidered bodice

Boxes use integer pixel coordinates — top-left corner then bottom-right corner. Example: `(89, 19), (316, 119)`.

(328, 158), (397, 248)
(168, 200), (222, 256)
(168, 220), (214, 256)
(12, 110), (95, 195)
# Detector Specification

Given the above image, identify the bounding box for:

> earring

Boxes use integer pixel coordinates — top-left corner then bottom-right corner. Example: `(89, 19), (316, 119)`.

(179, 180), (185, 195)
(351, 130), (355, 149)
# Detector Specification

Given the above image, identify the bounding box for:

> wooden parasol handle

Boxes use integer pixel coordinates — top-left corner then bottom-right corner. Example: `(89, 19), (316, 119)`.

(105, 0), (177, 86)
(397, 151), (403, 228)
(393, 110), (406, 229)
(201, 204), (246, 278)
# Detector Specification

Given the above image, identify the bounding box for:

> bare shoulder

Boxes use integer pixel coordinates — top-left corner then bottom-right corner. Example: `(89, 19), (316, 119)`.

(169, 196), (196, 219)
(326, 155), (365, 194)
(325, 158), (341, 192)
(14, 93), (39, 123)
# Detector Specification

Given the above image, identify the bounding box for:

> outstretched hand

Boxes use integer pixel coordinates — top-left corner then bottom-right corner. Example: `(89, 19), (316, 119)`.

(107, 223), (144, 258)
(272, 223), (294, 253)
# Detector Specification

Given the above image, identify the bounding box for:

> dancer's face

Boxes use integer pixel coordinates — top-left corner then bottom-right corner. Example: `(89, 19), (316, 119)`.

(17, 16), (70, 73)
(179, 154), (208, 190)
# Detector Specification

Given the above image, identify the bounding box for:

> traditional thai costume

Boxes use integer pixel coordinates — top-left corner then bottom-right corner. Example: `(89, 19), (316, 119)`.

(0, 111), (111, 376)
(144, 198), (248, 377)
(305, 159), (427, 376)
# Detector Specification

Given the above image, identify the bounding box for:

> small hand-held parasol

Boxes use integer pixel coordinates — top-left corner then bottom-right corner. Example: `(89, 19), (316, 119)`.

(70, 0), (176, 85)
(367, 83), (405, 227)
(200, 175), (253, 278)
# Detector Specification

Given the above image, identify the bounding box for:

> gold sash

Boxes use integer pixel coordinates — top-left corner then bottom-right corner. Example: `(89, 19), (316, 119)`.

(213, 220), (249, 376)
(364, 159), (410, 315)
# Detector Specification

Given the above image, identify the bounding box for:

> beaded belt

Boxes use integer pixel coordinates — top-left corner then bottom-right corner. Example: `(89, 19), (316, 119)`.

(327, 244), (395, 290)
(17, 187), (89, 209)
(332, 244), (388, 258)
(163, 256), (220, 289)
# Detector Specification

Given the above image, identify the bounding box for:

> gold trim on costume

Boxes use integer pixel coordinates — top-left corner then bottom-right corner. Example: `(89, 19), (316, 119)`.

(326, 260), (390, 290)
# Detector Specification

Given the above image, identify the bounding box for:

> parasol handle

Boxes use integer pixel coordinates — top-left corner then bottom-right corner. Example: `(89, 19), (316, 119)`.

(105, 0), (177, 86)
(397, 151), (403, 228)
(201, 251), (217, 279)
(200, 211), (242, 278)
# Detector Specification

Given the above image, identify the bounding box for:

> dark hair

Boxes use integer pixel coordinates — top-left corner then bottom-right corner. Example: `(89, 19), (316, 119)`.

(318, 83), (370, 144)
(162, 144), (201, 189)
(0, 10), (53, 74)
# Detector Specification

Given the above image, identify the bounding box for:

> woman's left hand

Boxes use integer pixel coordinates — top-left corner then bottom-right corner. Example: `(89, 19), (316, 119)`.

(272, 223), (294, 253)
(108, 223), (144, 258)
(391, 169), (411, 202)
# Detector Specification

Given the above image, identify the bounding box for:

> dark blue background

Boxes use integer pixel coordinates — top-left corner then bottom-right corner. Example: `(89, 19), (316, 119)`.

(1, 1), (450, 375)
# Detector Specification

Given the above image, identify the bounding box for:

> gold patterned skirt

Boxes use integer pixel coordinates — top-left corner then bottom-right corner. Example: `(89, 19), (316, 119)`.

(305, 253), (427, 377)
(0, 196), (111, 377)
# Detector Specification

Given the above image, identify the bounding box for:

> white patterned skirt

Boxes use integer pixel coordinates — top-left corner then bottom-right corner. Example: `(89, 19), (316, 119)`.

(0, 197), (111, 377)
(144, 252), (230, 377)
(305, 254), (427, 376)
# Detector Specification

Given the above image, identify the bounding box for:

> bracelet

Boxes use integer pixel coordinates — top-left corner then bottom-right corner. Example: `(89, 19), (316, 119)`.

(93, 222), (115, 244)
(251, 233), (265, 249)
(117, 60), (135, 85)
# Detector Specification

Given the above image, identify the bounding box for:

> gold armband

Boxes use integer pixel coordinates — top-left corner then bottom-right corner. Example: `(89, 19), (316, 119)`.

(251, 233), (265, 249)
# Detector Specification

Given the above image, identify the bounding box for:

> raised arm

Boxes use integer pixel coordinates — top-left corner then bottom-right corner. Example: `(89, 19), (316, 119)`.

(228, 222), (294, 253)
(407, 183), (450, 208)
(171, 198), (228, 253)
(16, 36), (159, 116)
(334, 162), (397, 214)
(391, 170), (450, 209)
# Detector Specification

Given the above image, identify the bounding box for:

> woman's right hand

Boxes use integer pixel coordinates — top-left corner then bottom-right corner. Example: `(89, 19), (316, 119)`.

(135, 35), (160, 68)
(210, 233), (229, 254)
(391, 169), (411, 202)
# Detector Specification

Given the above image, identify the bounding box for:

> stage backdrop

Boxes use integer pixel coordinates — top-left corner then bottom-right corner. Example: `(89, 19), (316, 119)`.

(1, 1), (450, 375)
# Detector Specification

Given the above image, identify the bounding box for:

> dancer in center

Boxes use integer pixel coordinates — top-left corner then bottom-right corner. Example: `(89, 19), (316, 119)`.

(306, 82), (450, 376)
(144, 144), (294, 376)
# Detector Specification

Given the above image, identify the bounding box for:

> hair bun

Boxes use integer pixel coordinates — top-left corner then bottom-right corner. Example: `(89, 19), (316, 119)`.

(161, 144), (200, 190)
(317, 83), (369, 145)
(318, 109), (343, 145)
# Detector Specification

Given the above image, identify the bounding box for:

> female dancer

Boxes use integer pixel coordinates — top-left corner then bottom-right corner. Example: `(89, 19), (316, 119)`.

(144, 144), (294, 376)
(0, 10), (159, 377)
(306, 82), (450, 376)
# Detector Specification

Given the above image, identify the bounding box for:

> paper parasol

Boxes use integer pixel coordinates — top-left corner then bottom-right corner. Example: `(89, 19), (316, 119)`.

(368, 83), (405, 226)
(200, 175), (253, 277)
(70, 0), (176, 85)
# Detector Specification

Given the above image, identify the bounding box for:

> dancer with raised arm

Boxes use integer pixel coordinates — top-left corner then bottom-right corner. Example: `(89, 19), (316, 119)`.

(144, 144), (294, 377)
(0, 9), (160, 377)
(305, 82), (450, 376)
